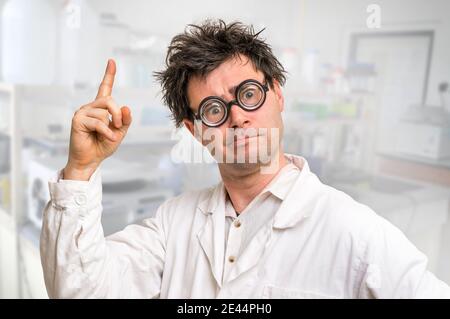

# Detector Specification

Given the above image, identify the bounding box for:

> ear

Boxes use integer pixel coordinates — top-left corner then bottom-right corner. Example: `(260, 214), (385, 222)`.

(183, 118), (195, 136)
(272, 80), (284, 112)
(183, 118), (205, 145)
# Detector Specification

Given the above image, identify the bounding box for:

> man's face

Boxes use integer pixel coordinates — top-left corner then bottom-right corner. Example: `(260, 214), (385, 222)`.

(184, 54), (285, 167)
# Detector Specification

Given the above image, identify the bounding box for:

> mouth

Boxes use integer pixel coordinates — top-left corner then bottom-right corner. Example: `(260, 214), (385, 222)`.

(226, 129), (261, 146)
(234, 135), (255, 146)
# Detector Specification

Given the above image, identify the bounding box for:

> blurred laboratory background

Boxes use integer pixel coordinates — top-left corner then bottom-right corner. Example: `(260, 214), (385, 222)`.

(0, 0), (450, 298)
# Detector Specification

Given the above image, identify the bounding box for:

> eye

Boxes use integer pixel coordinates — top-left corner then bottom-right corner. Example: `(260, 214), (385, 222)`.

(208, 105), (222, 115)
(244, 90), (254, 99)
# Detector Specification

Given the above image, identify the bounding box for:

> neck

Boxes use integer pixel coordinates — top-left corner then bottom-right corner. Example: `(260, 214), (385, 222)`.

(219, 151), (288, 213)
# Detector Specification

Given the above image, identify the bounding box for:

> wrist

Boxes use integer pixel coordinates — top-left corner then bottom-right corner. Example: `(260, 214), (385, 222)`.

(63, 162), (99, 181)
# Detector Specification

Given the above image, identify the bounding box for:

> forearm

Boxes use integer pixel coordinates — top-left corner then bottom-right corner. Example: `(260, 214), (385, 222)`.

(40, 167), (166, 299)
(40, 167), (112, 298)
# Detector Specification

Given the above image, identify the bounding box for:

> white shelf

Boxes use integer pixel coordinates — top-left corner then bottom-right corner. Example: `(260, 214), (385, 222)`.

(378, 151), (450, 169)
(0, 83), (24, 298)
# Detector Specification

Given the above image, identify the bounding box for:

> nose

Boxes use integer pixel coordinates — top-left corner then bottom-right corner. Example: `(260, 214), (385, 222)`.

(228, 104), (250, 128)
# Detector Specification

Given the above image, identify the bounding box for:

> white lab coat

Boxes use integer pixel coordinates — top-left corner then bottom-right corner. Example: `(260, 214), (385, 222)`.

(40, 154), (450, 298)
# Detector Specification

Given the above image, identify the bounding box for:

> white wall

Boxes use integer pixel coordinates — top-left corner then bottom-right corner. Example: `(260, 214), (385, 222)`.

(300, 0), (450, 106)
(89, 0), (303, 47)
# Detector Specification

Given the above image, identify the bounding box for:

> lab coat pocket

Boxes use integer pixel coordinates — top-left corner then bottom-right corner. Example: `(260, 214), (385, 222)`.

(262, 285), (339, 299)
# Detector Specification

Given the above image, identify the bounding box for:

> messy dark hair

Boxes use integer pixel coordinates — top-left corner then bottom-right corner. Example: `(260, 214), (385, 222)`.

(154, 19), (287, 128)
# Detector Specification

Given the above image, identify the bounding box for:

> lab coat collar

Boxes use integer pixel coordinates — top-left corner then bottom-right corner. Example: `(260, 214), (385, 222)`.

(197, 181), (225, 216)
(260, 160), (300, 201)
(197, 153), (325, 229)
(272, 155), (325, 229)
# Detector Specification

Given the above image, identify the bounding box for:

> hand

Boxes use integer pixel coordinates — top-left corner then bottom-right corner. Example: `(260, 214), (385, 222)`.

(63, 59), (132, 181)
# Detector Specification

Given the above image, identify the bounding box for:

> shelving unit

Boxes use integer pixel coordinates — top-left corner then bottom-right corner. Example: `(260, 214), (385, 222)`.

(0, 83), (48, 298)
(283, 90), (379, 175)
(0, 83), (21, 298)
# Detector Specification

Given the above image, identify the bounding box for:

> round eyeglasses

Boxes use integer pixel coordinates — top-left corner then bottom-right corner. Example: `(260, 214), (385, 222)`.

(192, 79), (269, 127)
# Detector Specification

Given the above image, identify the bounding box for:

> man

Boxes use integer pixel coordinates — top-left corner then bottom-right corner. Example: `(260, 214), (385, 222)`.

(40, 20), (450, 298)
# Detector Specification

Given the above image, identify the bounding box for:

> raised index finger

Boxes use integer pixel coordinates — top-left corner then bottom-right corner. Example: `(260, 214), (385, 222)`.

(96, 59), (116, 99)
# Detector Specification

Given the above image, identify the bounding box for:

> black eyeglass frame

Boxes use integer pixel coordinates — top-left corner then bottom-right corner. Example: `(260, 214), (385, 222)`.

(192, 79), (269, 127)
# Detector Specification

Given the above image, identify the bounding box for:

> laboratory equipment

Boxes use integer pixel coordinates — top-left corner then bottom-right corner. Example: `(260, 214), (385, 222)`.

(26, 156), (173, 235)
(396, 105), (450, 159)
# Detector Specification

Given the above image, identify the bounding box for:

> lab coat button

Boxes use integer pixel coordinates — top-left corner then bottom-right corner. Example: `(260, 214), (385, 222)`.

(228, 256), (236, 263)
(75, 194), (87, 206)
(234, 220), (241, 228)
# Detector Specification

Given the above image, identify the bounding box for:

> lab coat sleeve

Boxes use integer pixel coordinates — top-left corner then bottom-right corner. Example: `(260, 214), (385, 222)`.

(40, 167), (166, 299)
(358, 215), (450, 299)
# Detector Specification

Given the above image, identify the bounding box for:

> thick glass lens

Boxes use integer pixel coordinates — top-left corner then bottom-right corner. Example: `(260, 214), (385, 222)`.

(238, 82), (264, 109)
(201, 99), (226, 125)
